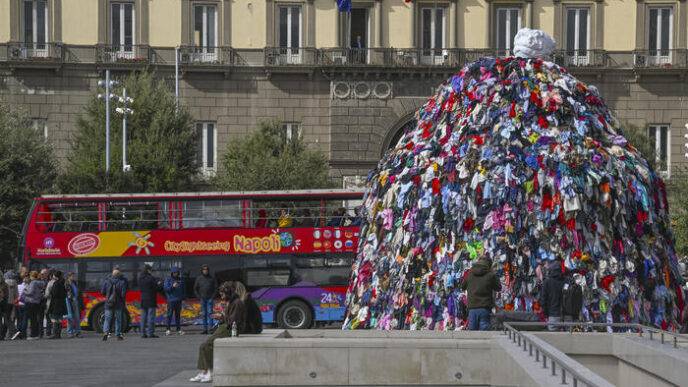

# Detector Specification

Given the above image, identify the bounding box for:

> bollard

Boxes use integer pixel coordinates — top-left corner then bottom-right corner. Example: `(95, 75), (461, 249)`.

(674, 336), (677, 348)
(573, 378), (578, 387)
(536, 349), (540, 362)
(543, 355), (547, 369)
(529, 343), (533, 356)
(551, 361), (556, 376)
(661, 333), (664, 344)
(649, 330), (653, 341)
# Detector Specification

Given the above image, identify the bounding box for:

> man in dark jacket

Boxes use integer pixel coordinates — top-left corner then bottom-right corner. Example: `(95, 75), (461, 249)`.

(461, 256), (501, 331)
(164, 267), (185, 335)
(193, 264), (216, 334)
(47, 271), (67, 339)
(138, 264), (162, 338)
(101, 267), (128, 341)
(540, 260), (566, 331)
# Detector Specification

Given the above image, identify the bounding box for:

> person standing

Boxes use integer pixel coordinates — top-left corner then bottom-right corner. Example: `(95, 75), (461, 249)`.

(65, 272), (83, 338)
(4, 271), (19, 339)
(47, 271), (67, 339)
(540, 260), (567, 331)
(164, 267), (185, 336)
(138, 264), (162, 338)
(461, 256), (501, 331)
(193, 264), (216, 335)
(24, 271), (45, 340)
(0, 274), (8, 340)
(190, 281), (248, 384)
(12, 275), (30, 340)
(101, 267), (128, 341)
(40, 269), (52, 337)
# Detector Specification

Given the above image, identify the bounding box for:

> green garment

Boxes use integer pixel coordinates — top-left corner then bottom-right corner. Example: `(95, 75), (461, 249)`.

(197, 323), (230, 371)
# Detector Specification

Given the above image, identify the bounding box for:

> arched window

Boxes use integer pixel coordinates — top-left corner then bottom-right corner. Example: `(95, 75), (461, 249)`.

(388, 119), (417, 150)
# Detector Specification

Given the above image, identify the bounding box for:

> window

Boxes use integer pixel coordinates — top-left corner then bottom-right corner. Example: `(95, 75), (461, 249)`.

(22, 0), (48, 57)
(495, 8), (521, 55)
(421, 7), (446, 64)
(32, 118), (48, 140)
(648, 7), (672, 63)
(111, 2), (135, 58)
(281, 122), (300, 141)
(196, 122), (216, 176)
(648, 125), (670, 176)
(565, 8), (589, 65)
(278, 6), (302, 64)
(193, 4), (217, 62)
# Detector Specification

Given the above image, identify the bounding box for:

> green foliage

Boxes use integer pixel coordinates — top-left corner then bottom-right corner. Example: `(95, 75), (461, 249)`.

(214, 120), (333, 191)
(667, 169), (688, 257)
(59, 71), (199, 193)
(621, 123), (660, 170)
(0, 102), (57, 268)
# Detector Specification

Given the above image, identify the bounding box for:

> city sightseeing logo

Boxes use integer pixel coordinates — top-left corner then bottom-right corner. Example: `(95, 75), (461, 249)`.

(68, 233), (100, 256)
(36, 237), (61, 256)
(128, 232), (155, 255)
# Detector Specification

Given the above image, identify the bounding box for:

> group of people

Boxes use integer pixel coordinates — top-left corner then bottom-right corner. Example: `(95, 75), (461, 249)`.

(0, 267), (82, 340)
(254, 206), (362, 229)
(100, 263), (221, 340)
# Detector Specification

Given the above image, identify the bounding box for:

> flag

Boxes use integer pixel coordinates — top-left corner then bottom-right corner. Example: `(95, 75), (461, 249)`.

(337, 0), (351, 12)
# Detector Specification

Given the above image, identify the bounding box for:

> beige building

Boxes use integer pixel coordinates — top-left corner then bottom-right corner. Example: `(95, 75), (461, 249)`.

(1, 0), (687, 184)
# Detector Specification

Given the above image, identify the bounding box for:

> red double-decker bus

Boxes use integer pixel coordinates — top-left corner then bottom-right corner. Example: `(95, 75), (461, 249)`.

(20, 189), (363, 331)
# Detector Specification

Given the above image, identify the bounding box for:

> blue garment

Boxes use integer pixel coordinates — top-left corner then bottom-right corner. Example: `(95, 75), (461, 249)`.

(336, 0), (351, 12)
(103, 307), (123, 336)
(467, 308), (491, 331)
(65, 298), (81, 335)
(102, 274), (128, 308)
(201, 298), (214, 332)
(163, 275), (185, 302)
(140, 307), (156, 336)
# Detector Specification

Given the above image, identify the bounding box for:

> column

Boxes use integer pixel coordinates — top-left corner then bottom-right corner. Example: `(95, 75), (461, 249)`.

(374, 0), (382, 47)
(450, 0), (458, 48)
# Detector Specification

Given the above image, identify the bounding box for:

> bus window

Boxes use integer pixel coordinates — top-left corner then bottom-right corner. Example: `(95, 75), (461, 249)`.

(183, 200), (242, 228)
(292, 257), (350, 286)
(106, 202), (159, 231)
(47, 203), (100, 232)
(245, 269), (291, 288)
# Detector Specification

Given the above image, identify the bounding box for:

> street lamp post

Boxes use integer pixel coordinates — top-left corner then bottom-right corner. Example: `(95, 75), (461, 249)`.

(97, 70), (118, 175)
(115, 89), (134, 172)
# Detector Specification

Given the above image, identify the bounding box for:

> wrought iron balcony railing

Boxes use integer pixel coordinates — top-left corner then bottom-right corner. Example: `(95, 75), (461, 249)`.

(264, 47), (319, 66)
(632, 49), (688, 68)
(96, 44), (151, 65)
(7, 42), (63, 62)
(178, 46), (235, 66)
(2, 45), (688, 71)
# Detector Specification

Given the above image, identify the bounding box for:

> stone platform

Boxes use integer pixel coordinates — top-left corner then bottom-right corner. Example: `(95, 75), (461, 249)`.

(212, 329), (688, 386)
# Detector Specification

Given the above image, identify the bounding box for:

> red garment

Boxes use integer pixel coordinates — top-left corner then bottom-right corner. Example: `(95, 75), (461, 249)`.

(432, 178), (441, 195)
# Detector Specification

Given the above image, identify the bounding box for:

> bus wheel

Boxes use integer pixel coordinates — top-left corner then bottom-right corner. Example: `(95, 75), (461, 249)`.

(91, 305), (105, 333)
(90, 305), (131, 333)
(276, 300), (312, 329)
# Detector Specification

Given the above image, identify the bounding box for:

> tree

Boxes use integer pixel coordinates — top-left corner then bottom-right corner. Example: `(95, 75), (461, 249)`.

(0, 102), (57, 269)
(214, 120), (333, 191)
(60, 71), (199, 193)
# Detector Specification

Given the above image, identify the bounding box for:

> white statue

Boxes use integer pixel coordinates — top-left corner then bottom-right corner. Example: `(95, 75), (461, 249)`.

(512, 28), (556, 59)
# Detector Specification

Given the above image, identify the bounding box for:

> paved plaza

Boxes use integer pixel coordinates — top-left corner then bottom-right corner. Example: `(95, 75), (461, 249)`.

(0, 329), (207, 387)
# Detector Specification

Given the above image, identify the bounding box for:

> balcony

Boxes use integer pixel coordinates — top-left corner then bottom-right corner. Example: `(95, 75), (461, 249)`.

(265, 47), (319, 66)
(2, 44), (688, 73)
(178, 46), (234, 66)
(4, 43), (63, 68)
(632, 49), (688, 69)
(96, 45), (151, 67)
(552, 49), (607, 68)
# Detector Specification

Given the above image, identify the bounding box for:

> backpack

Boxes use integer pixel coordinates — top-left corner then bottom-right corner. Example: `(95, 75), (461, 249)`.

(561, 277), (583, 317)
(105, 279), (123, 308)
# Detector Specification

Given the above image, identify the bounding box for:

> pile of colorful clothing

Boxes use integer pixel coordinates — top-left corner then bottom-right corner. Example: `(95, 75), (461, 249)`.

(343, 55), (684, 330)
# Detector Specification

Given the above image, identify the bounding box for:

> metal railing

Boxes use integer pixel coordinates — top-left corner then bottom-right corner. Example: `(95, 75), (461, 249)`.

(632, 49), (688, 68)
(96, 44), (151, 65)
(503, 323), (613, 387)
(504, 321), (688, 349)
(264, 47), (319, 66)
(2, 44), (688, 70)
(7, 42), (63, 62)
(178, 45), (234, 65)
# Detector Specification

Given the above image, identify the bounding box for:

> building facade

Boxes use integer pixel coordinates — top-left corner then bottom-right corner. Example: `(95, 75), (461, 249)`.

(1, 0), (687, 186)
